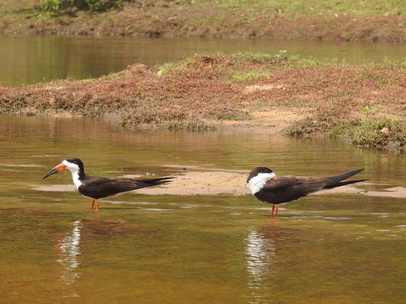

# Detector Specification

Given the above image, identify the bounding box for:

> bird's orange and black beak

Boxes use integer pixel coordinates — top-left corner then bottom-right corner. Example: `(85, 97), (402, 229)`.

(43, 163), (67, 179)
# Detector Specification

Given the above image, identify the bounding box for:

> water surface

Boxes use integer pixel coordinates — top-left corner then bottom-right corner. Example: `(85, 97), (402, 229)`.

(0, 116), (405, 303)
(1, 35), (405, 87)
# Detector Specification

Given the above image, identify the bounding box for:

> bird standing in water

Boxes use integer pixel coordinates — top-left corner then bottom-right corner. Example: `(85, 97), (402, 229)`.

(246, 167), (364, 216)
(43, 157), (173, 210)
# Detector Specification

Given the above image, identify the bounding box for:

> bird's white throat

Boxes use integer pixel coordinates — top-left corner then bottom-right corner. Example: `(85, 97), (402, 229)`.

(246, 172), (276, 194)
(62, 160), (82, 190)
(70, 171), (82, 190)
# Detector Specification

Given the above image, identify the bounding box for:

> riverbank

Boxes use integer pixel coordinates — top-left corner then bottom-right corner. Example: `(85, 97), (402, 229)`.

(1, 0), (405, 42)
(1, 53), (405, 150)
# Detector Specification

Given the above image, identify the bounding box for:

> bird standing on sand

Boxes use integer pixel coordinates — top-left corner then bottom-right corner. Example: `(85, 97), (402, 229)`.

(43, 158), (172, 210)
(246, 167), (364, 216)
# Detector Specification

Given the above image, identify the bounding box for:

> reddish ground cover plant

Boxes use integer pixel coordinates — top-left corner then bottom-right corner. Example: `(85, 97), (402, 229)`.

(1, 53), (405, 149)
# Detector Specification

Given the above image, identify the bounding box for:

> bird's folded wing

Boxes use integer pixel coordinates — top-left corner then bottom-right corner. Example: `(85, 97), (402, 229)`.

(80, 177), (137, 198)
(258, 177), (326, 204)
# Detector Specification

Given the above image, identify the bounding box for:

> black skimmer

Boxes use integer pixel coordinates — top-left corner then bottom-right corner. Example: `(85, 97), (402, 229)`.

(246, 167), (364, 216)
(43, 158), (173, 210)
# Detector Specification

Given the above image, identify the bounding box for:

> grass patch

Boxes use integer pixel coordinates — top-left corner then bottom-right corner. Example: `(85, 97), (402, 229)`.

(287, 112), (406, 151)
(285, 110), (342, 136)
(212, 0), (405, 17)
(118, 106), (214, 131)
(331, 118), (406, 150)
(231, 71), (273, 82)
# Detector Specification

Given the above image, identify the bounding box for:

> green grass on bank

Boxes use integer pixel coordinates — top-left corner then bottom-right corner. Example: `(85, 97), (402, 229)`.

(211, 0), (405, 17)
(1, 0), (405, 17)
(286, 111), (406, 151)
(1, 0), (404, 42)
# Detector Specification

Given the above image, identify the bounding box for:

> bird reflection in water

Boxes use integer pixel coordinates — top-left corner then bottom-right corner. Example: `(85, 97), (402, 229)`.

(245, 221), (296, 303)
(54, 218), (139, 299)
(55, 220), (81, 286)
(54, 218), (149, 293)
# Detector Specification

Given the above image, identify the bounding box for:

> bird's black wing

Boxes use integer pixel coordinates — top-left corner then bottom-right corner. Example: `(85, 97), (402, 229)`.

(79, 176), (172, 199)
(255, 176), (326, 205)
(78, 176), (126, 199)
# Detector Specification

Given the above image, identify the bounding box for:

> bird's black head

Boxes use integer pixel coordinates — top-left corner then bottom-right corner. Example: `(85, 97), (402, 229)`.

(64, 157), (84, 170)
(247, 167), (274, 182)
(43, 157), (85, 179)
(64, 157), (85, 178)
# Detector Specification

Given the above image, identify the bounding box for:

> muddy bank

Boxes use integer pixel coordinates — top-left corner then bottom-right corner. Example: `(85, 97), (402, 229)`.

(1, 1), (405, 42)
(0, 53), (405, 149)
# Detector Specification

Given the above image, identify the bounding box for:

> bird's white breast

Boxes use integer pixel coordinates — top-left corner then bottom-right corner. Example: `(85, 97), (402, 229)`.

(246, 172), (276, 195)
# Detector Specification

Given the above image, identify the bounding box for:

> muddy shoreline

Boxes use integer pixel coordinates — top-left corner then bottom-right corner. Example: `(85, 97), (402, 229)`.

(1, 53), (405, 150)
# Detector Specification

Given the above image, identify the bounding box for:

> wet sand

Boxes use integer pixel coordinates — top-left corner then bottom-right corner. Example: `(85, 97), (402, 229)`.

(34, 170), (406, 199)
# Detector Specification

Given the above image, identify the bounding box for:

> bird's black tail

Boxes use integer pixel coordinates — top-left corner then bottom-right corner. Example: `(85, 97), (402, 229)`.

(143, 176), (173, 185)
(323, 168), (365, 189)
(136, 176), (174, 189)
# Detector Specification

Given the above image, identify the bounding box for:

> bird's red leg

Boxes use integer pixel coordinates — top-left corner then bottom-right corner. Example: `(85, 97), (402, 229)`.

(96, 200), (100, 211)
(271, 204), (279, 217)
(91, 199), (95, 209)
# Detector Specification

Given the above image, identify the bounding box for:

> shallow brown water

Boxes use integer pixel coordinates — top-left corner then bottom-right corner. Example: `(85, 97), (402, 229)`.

(0, 116), (405, 303)
(1, 35), (405, 87)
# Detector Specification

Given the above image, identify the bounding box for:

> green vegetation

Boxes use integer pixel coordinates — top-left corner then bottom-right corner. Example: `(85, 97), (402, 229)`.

(42, 0), (60, 12)
(231, 71), (273, 82)
(287, 108), (406, 151)
(5, 0), (405, 17)
(212, 0), (405, 17)
(331, 117), (406, 150)
(41, 0), (127, 13)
